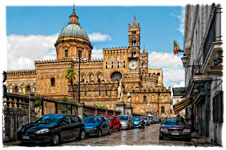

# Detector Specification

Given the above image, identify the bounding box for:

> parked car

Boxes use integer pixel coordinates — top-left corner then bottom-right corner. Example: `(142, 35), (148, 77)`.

(118, 115), (134, 129)
(133, 116), (144, 128)
(154, 117), (159, 123)
(143, 116), (151, 126)
(104, 115), (121, 131)
(83, 116), (111, 137)
(159, 117), (191, 141)
(17, 114), (85, 145)
(148, 116), (154, 124)
(158, 117), (162, 123)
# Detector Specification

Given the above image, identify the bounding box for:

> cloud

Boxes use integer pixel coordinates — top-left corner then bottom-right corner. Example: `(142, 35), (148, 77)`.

(7, 34), (58, 70)
(170, 7), (185, 35)
(149, 51), (185, 87)
(172, 81), (185, 87)
(88, 32), (111, 42)
(91, 48), (103, 59)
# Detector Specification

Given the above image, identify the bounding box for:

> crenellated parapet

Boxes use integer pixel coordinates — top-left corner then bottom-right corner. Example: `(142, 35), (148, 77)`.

(103, 46), (128, 55)
(7, 70), (36, 76)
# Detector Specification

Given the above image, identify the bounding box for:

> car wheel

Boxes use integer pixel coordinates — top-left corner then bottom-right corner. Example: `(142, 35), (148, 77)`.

(185, 136), (191, 141)
(159, 135), (163, 140)
(108, 128), (112, 135)
(79, 130), (86, 140)
(51, 134), (60, 146)
(97, 130), (102, 137)
(118, 126), (121, 131)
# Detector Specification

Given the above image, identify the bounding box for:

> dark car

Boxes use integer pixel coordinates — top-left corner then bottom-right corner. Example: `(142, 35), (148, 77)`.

(159, 117), (191, 141)
(83, 116), (111, 137)
(17, 114), (85, 145)
(104, 115), (121, 131)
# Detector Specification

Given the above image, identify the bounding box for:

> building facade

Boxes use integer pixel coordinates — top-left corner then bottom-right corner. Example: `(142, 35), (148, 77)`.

(182, 4), (223, 145)
(6, 8), (171, 116)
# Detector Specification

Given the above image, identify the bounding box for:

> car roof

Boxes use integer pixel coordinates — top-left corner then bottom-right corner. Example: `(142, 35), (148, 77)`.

(104, 115), (115, 117)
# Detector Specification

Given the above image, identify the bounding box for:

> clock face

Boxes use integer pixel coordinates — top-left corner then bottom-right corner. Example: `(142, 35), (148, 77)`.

(129, 61), (138, 70)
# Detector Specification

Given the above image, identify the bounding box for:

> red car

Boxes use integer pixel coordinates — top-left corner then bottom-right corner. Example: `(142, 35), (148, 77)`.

(104, 115), (121, 131)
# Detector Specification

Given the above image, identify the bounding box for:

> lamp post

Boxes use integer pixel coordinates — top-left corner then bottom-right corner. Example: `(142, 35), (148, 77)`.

(78, 51), (81, 104)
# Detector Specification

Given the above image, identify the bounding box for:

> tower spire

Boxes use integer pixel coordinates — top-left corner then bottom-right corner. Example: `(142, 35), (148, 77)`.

(133, 16), (137, 25)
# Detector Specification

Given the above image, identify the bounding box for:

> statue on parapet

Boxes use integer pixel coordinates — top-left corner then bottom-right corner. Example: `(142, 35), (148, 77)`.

(117, 80), (124, 103)
(126, 91), (131, 105)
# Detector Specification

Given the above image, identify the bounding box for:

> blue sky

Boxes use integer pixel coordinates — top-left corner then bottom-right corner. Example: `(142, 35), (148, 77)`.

(6, 6), (185, 87)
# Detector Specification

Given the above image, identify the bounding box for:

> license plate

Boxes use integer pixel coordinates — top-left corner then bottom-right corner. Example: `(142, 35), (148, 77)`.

(22, 135), (30, 140)
(171, 132), (179, 135)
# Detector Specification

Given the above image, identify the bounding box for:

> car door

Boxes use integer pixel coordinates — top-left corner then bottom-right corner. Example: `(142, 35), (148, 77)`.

(101, 117), (108, 134)
(112, 117), (116, 130)
(60, 116), (73, 140)
(71, 116), (83, 138)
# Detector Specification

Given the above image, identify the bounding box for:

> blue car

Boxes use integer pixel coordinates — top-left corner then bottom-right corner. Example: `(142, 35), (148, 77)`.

(133, 116), (143, 128)
(83, 116), (111, 137)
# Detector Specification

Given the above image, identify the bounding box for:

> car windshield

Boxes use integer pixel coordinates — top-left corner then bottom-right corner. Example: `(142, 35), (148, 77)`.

(163, 118), (187, 125)
(83, 117), (101, 123)
(33, 115), (62, 124)
(119, 116), (129, 120)
(133, 117), (141, 121)
(107, 117), (112, 120)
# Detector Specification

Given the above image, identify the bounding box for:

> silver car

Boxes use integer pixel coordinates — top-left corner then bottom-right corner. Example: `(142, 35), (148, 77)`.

(119, 115), (134, 130)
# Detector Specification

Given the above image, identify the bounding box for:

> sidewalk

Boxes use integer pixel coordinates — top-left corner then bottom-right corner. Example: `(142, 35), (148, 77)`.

(191, 131), (221, 147)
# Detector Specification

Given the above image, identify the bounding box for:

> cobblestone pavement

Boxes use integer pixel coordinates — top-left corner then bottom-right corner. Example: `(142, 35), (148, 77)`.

(4, 124), (216, 147)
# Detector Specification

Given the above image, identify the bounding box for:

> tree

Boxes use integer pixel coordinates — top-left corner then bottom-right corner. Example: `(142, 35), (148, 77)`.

(65, 68), (76, 100)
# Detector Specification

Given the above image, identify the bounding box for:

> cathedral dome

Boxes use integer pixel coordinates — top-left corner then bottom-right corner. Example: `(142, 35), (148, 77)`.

(58, 24), (89, 41)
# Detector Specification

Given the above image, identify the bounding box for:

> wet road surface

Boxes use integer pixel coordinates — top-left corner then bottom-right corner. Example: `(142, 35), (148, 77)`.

(4, 124), (202, 147)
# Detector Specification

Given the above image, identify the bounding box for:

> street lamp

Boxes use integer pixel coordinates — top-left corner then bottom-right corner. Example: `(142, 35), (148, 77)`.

(78, 51), (81, 104)
(181, 55), (188, 67)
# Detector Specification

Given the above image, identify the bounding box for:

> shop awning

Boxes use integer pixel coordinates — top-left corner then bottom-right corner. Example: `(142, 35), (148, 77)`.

(173, 97), (191, 114)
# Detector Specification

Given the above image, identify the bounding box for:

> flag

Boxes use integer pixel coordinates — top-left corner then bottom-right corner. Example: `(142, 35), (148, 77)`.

(174, 41), (180, 55)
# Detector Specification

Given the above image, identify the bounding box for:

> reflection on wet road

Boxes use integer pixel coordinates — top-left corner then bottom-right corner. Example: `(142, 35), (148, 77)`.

(61, 124), (193, 146)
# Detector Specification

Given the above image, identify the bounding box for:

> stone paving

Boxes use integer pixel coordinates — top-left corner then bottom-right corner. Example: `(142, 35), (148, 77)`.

(4, 124), (218, 147)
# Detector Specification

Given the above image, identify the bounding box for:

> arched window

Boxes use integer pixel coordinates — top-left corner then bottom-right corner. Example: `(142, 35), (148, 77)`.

(85, 88), (87, 96)
(51, 78), (55, 87)
(14, 86), (18, 93)
(123, 61), (125, 68)
(117, 61), (119, 68)
(132, 40), (136, 46)
(106, 62), (108, 69)
(65, 50), (68, 57)
(112, 61), (113, 68)
(157, 72), (160, 76)
(142, 63), (145, 68)
(144, 96), (147, 102)
(132, 52), (136, 57)
(99, 88), (101, 96)
(26, 85), (31, 94)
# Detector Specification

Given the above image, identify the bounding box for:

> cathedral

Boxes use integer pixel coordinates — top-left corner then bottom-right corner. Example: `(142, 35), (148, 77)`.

(6, 8), (171, 116)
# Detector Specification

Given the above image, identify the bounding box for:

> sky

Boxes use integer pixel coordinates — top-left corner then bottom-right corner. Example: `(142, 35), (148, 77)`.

(5, 6), (185, 88)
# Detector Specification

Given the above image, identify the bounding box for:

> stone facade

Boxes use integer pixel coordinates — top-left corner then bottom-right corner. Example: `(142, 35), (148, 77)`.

(6, 9), (171, 116)
(183, 4), (223, 145)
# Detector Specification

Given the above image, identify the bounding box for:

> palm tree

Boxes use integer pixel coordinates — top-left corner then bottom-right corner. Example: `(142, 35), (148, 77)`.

(65, 68), (76, 101)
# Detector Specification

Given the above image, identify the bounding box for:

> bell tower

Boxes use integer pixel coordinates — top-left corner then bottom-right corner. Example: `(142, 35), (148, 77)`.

(128, 16), (140, 58)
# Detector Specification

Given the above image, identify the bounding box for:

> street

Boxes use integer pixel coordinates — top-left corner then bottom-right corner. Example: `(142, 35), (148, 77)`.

(4, 124), (207, 147)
